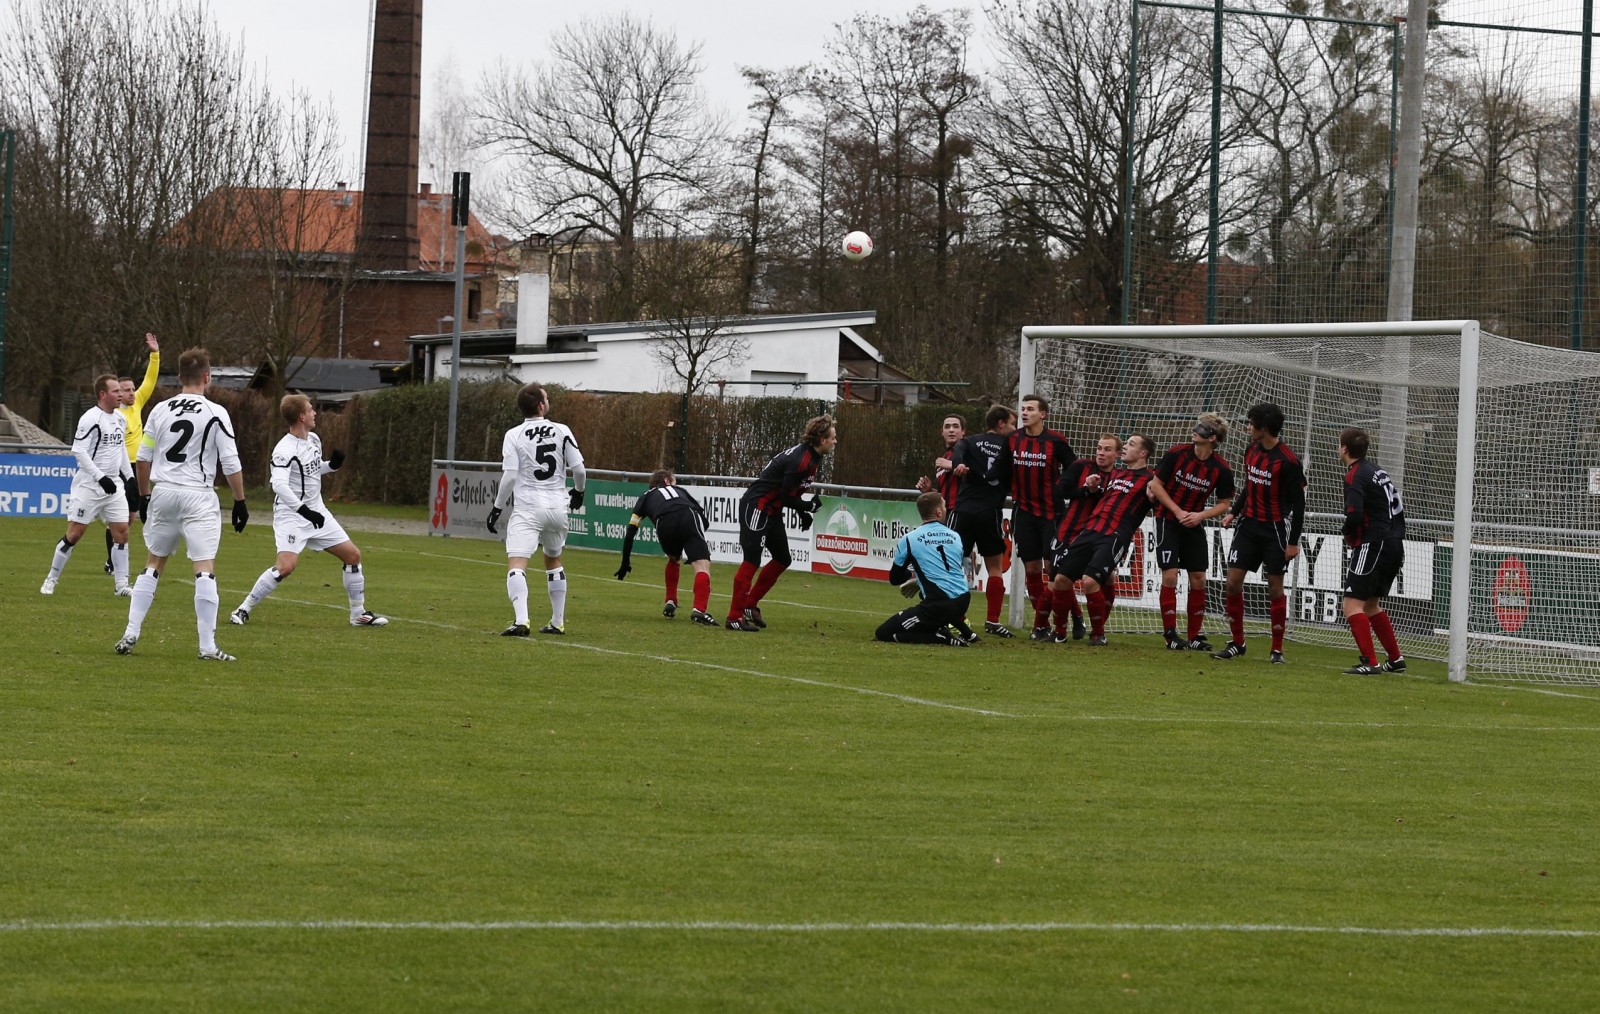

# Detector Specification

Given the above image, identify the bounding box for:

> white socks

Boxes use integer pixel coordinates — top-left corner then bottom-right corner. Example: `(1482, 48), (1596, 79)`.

(507, 569), (529, 625)
(111, 542), (129, 589)
(244, 567), (282, 612)
(547, 568), (567, 627)
(194, 572), (219, 653)
(46, 537), (74, 581)
(124, 568), (159, 639)
(342, 563), (365, 619)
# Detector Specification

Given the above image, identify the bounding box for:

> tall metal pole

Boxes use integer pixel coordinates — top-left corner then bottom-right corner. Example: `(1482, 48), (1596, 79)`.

(444, 171), (471, 469)
(1205, 0), (1223, 324)
(1120, 0), (1142, 325)
(1385, 20), (1401, 312)
(1573, 0), (1594, 350)
(0, 129), (15, 404)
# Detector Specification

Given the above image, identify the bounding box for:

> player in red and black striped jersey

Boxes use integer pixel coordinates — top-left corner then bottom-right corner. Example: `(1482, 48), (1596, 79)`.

(1212, 403), (1306, 664)
(1010, 395), (1076, 641)
(1338, 427), (1408, 675)
(615, 470), (718, 626)
(1053, 435), (1184, 644)
(1041, 434), (1118, 640)
(915, 413), (968, 513)
(950, 405), (1016, 635)
(727, 415), (837, 631)
(1148, 413), (1235, 651)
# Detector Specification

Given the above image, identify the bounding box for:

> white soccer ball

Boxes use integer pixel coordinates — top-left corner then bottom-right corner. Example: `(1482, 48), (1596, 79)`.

(842, 230), (874, 262)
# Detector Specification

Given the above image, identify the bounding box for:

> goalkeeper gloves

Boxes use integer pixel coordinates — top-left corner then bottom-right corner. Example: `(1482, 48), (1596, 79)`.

(231, 499), (249, 533)
(327, 448), (345, 471)
(900, 578), (921, 599)
(486, 506), (502, 534)
(568, 487), (584, 512)
(98, 475), (118, 495)
(614, 560), (631, 581)
(296, 504), (326, 529)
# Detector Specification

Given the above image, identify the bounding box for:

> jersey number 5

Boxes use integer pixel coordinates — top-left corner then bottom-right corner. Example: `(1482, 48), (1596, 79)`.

(532, 442), (558, 480)
(165, 420), (195, 463)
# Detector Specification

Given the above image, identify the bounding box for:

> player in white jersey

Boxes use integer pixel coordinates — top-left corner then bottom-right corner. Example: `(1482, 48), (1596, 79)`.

(114, 347), (250, 661)
(40, 374), (134, 596)
(228, 395), (387, 628)
(485, 383), (586, 637)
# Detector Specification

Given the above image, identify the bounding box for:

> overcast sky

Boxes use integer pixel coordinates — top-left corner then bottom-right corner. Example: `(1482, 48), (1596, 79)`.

(199, 0), (953, 189)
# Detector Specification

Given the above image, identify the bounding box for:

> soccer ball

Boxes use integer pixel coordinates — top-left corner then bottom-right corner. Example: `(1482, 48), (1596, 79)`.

(842, 231), (874, 262)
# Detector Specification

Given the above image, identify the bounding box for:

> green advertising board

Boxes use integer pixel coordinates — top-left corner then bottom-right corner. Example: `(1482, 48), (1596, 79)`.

(567, 479), (664, 556)
(1434, 543), (1600, 649)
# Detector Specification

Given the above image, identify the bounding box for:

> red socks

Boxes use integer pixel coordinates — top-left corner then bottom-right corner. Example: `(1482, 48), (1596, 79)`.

(1227, 591), (1245, 645)
(1371, 609), (1401, 660)
(1187, 588), (1207, 640)
(692, 571), (711, 613)
(749, 560), (787, 606)
(985, 576), (1004, 623)
(1270, 595), (1287, 651)
(1160, 585), (1177, 633)
(1349, 612), (1377, 666)
(1086, 589), (1108, 637)
(664, 559), (681, 603)
(1033, 585), (1054, 629)
(728, 562), (758, 620)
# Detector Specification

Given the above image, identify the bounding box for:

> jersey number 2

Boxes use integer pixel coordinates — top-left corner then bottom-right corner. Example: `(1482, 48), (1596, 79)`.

(165, 420), (195, 463)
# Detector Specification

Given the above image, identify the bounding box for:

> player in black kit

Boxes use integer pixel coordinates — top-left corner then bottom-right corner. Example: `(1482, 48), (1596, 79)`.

(1338, 428), (1408, 675)
(616, 470), (718, 626)
(949, 404), (1016, 636)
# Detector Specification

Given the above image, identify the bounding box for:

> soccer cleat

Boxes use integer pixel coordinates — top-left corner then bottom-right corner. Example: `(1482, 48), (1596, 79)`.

(500, 623), (531, 637)
(538, 623), (565, 635)
(984, 621), (1015, 639)
(690, 608), (718, 627)
(1210, 642), (1247, 660)
(1030, 626), (1052, 642)
(1343, 663), (1382, 675)
(1269, 650), (1287, 665)
(229, 607), (250, 626)
(933, 629), (971, 648)
(1087, 635), (1109, 647)
(114, 635), (137, 655)
(1071, 615), (1086, 640)
(1381, 657), (1407, 673)
(1185, 638), (1213, 653)
(743, 606), (767, 629)
(39, 577), (57, 595)
(663, 600), (678, 619)
(1051, 630), (1070, 644)
(352, 611), (388, 627)
(726, 618), (760, 632)
(198, 649), (236, 662)
(113, 584), (133, 598)
(1164, 631), (1187, 651)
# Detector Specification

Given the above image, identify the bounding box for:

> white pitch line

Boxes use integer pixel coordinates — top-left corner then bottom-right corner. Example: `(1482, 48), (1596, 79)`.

(212, 585), (1019, 719)
(2, 918), (1598, 938)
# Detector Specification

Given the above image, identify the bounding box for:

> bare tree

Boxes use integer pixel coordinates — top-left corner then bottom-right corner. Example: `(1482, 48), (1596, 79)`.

(638, 229), (749, 396)
(475, 14), (728, 320)
(420, 54), (482, 195)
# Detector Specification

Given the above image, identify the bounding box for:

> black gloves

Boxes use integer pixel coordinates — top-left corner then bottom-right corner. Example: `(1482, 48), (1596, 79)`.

(486, 506), (503, 534)
(231, 499), (249, 533)
(614, 561), (632, 580)
(98, 475), (118, 495)
(568, 487), (584, 512)
(801, 494), (823, 513)
(327, 448), (345, 471)
(296, 504), (326, 529)
(137, 495), (148, 525)
(798, 511), (814, 532)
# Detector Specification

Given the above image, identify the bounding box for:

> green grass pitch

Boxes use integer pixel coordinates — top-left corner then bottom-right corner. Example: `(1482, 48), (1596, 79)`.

(4, 515), (1600, 1011)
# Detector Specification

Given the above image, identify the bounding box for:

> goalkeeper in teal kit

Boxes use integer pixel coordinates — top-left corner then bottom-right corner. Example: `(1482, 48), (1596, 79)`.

(875, 491), (979, 646)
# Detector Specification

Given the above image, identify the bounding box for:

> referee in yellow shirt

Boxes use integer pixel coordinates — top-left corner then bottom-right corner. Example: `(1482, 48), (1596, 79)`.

(105, 333), (160, 572)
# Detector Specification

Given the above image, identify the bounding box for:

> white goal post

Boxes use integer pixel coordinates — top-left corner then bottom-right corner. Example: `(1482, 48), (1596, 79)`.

(1016, 320), (1600, 686)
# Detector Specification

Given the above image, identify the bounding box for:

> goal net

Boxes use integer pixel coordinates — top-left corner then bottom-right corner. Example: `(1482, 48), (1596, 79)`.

(1020, 321), (1600, 685)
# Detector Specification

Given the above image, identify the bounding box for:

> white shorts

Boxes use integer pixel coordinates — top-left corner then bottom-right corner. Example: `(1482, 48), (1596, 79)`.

(66, 482), (129, 526)
(143, 486), (222, 562)
(273, 509), (351, 555)
(506, 506), (569, 558)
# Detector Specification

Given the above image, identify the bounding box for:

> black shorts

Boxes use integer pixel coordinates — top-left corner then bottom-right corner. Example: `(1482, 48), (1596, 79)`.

(875, 593), (972, 643)
(1012, 511), (1055, 564)
(949, 507), (1006, 559)
(1227, 518), (1295, 577)
(657, 512), (711, 564)
(1055, 530), (1124, 586)
(1155, 517), (1208, 574)
(737, 498), (791, 567)
(1344, 537), (1404, 600)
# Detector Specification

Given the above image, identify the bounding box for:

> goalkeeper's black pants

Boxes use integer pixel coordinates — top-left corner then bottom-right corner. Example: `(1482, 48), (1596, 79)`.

(875, 593), (970, 643)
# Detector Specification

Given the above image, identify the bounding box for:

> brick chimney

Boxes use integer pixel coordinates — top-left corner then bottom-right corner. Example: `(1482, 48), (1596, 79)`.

(358, 0), (422, 270)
